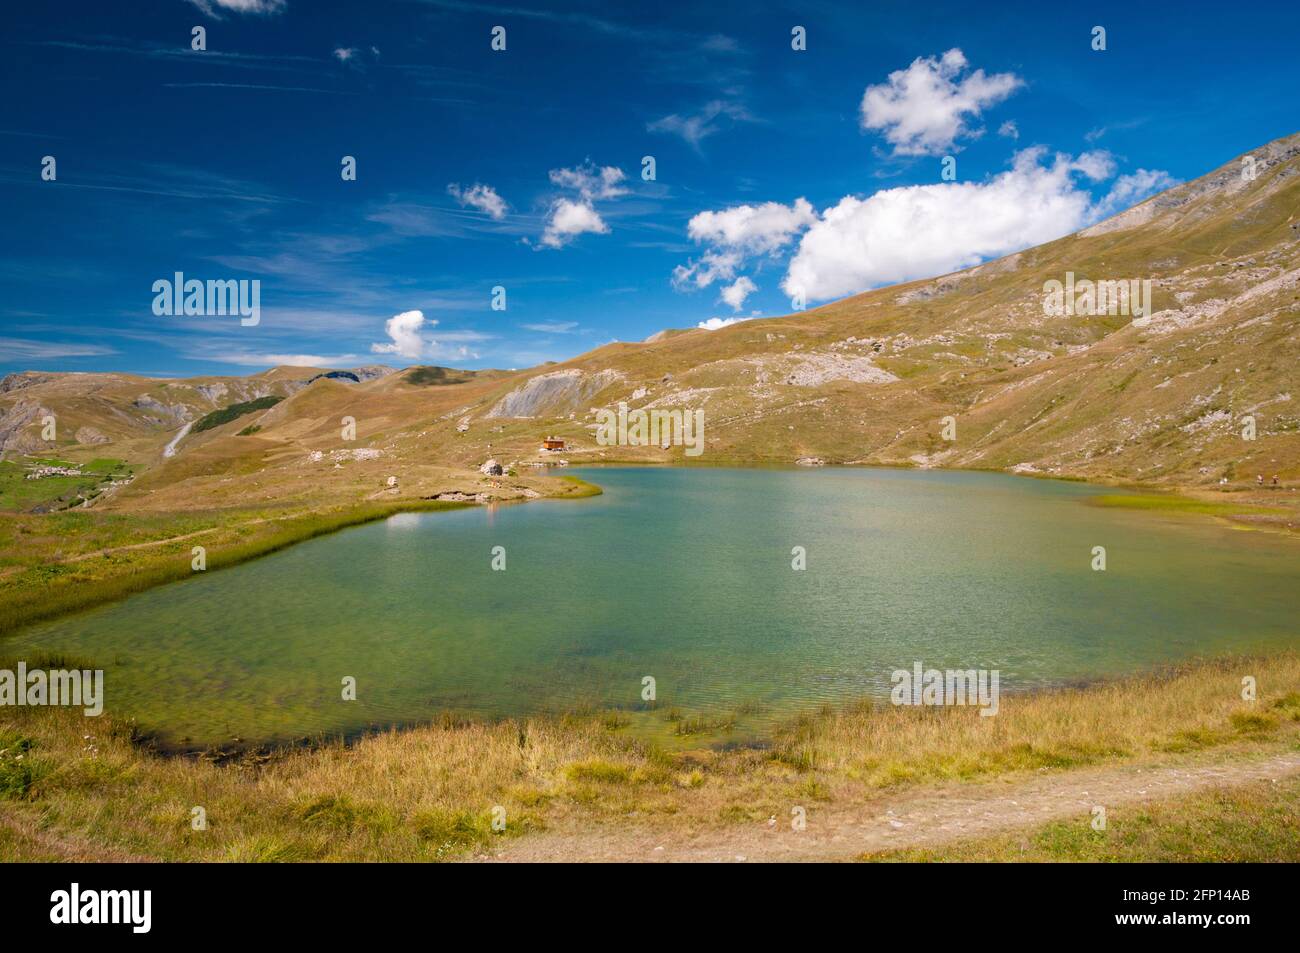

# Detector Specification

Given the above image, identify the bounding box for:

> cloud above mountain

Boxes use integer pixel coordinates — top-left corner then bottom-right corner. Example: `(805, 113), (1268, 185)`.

(672, 198), (817, 296)
(783, 147), (1170, 301)
(672, 147), (1176, 306)
(370, 309), (481, 362)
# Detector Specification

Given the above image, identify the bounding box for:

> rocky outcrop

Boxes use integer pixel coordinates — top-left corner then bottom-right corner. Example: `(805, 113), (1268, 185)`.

(75, 426), (110, 445)
(0, 372), (53, 394)
(780, 354), (899, 387)
(197, 383), (229, 404)
(0, 400), (54, 455)
(348, 365), (396, 382)
(132, 395), (193, 426)
(486, 368), (624, 418)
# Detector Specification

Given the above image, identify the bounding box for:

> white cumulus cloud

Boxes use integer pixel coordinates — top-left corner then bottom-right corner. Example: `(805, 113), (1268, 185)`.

(673, 199), (816, 291)
(719, 276), (757, 311)
(697, 316), (751, 331)
(687, 198), (817, 254)
(540, 198), (609, 248)
(782, 147), (1171, 302)
(447, 182), (508, 220)
(370, 309), (427, 360)
(537, 161), (626, 249)
(369, 309), (479, 362)
(673, 249), (741, 289)
(548, 162), (627, 201)
(860, 48), (1022, 156)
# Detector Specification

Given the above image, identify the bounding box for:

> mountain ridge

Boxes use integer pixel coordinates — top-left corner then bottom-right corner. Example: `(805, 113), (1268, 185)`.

(2, 130), (1298, 515)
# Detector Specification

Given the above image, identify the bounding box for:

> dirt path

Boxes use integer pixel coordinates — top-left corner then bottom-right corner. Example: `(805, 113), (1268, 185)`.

(483, 750), (1300, 863)
(63, 525), (225, 563)
(60, 513), (306, 564)
(0, 807), (154, 863)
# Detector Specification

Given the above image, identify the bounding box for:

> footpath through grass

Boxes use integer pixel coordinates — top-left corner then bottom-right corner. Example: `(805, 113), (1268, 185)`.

(861, 774), (1300, 862)
(0, 652), (1296, 862)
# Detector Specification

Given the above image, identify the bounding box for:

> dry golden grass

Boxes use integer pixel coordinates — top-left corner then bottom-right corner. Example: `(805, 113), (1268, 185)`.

(2, 652), (1297, 861)
(775, 654), (1300, 786)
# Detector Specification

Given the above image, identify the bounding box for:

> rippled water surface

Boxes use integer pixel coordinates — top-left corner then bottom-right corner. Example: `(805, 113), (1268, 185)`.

(11, 467), (1299, 746)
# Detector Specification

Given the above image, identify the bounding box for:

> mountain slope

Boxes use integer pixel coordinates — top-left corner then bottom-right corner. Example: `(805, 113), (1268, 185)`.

(444, 130), (1300, 487)
(2, 132), (1297, 516)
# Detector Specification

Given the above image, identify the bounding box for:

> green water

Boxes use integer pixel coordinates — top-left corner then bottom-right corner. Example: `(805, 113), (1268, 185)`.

(9, 467), (1299, 747)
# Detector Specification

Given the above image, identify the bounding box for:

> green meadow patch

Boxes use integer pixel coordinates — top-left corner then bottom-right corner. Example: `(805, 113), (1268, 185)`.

(0, 499), (471, 634)
(1087, 493), (1283, 517)
(0, 458), (131, 513)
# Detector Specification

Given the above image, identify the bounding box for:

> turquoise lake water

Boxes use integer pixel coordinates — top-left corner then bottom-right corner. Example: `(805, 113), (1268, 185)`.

(9, 467), (1299, 747)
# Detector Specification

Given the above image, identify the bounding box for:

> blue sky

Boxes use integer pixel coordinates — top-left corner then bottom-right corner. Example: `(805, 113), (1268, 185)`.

(2, 0), (1297, 377)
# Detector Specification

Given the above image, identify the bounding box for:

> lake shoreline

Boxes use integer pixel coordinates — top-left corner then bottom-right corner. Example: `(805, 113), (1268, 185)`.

(3, 649), (1296, 861)
(0, 474), (603, 636)
(1, 462), (1291, 638)
(26, 645), (1289, 763)
(5, 462), (1296, 758)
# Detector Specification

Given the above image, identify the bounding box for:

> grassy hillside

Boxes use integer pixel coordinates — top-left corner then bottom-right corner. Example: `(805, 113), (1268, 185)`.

(3, 133), (1297, 519)
(428, 131), (1299, 498)
(0, 131), (1295, 635)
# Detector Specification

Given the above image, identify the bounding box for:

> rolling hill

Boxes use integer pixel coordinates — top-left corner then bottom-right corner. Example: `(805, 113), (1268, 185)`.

(2, 131), (1298, 517)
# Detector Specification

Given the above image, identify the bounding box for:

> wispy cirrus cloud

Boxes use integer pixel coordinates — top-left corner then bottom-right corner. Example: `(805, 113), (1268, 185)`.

(31, 37), (318, 73)
(365, 202), (466, 238)
(187, 0), (287, 18)
(162, 82), (354, 95)
(197, 351), (359, 368)
(520, 321), (578, 333)
(0, 161), (291, 207)
(0, 337), (117, 360)
(647, 99), (756, 151)
(408, 0), (721, 46)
